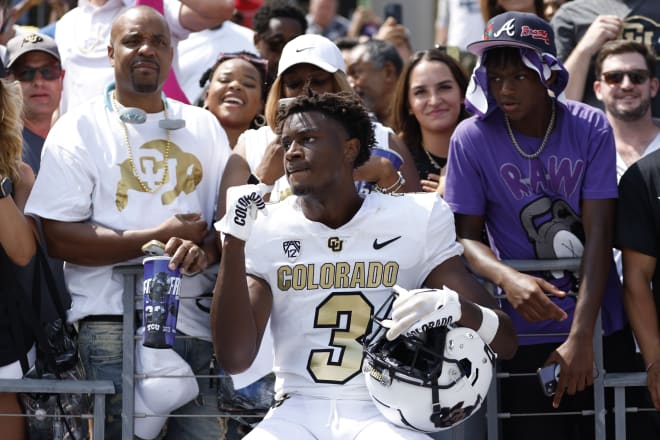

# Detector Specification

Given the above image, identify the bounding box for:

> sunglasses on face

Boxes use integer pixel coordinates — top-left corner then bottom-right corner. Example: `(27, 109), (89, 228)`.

(13, 65), (62, 82)
(600, 69), (651, 86)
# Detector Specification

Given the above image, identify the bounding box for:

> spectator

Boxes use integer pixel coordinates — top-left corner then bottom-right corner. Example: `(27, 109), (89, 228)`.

(480, 0), (543, 22)
(594, 40), (660, 281)
(252, 0), (307, 87)
(25, 7), (231, 439)
(551, 0), (660, 117)
(54, 0), (233, 114)
(306, 0), (349, 42)
(5, 31), (71, 324)
(392, 48), (469, 195)
(0, 75), (36, 440)
(445, 11), (634, 439)
(347, 39), (403, 128)
(178, 19), (257, 104)
(211, 91), (517, 439)
(435, 0), (483, 51)
(200, 51), (268, 147)
(616, 142), (660, 415)
(5, 32), (62, 175)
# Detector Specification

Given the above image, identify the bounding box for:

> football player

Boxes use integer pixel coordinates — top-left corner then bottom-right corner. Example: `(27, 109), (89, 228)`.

(212, 91), (517, 438)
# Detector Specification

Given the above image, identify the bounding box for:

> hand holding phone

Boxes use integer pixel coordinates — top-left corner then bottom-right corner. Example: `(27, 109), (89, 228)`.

(537, 363), (560, 396)
(383, 3), (402, 24)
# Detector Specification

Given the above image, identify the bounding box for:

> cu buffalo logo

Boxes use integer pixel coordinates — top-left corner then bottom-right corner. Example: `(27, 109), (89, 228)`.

(115, 139), (202, 211)
(327, 237), (343, 252)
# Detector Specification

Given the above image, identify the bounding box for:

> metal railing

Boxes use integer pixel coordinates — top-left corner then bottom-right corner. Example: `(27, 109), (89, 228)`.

(112, 259), (651, 440)
(484, 258), (651, 440)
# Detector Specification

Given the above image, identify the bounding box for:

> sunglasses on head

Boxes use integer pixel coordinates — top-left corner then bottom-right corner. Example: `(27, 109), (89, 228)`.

(13, 65), (62, 82)
(601, 69), (650, 86)
(217, 52), (269, 75)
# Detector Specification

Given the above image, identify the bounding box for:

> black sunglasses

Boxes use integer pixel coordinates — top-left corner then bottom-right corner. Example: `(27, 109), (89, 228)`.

(13, 65), (62, 82)
(601, 69), (651, 86)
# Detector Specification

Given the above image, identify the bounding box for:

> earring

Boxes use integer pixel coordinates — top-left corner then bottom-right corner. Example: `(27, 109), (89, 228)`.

(253, 114), (266, 128)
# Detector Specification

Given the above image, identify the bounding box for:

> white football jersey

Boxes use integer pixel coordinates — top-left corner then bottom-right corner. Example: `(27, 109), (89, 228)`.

(245, 192), (463, 400)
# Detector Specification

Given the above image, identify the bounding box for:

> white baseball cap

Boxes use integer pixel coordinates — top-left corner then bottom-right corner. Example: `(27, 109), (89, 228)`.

(277, 34), (346, 77)
(133, 328), (199, 439)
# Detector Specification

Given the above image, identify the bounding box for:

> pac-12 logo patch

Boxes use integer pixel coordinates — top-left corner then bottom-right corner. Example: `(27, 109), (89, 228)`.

(283, 240), (301, 261)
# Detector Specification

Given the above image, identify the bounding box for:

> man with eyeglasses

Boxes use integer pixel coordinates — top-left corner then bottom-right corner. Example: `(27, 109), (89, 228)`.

(594, 40), (660, 284)
(5, 32), (64, 176)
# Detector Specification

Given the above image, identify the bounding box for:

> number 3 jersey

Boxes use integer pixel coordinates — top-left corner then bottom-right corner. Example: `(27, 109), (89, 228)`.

(244, 192), (463, 400)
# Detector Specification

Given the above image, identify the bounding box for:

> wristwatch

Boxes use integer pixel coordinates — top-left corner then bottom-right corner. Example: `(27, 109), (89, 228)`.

(0, 177), (13, 199)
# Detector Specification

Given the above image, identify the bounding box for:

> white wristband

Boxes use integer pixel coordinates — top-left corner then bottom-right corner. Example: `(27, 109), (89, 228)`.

(477, 306), (499, 344)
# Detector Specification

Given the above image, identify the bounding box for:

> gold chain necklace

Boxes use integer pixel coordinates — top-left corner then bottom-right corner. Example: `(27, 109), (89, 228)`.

(505, 100), (556, 159)
(110, 91), (171, 193)
(422, 146), (443, 170)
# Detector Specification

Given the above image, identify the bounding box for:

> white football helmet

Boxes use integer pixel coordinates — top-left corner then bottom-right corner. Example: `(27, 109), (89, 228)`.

(362, 298), (496, 433)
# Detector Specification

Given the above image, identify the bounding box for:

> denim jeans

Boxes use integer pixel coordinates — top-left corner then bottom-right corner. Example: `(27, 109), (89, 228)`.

(77, 321), (123, 440)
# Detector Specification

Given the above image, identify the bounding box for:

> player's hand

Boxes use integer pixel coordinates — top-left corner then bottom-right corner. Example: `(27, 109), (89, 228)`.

(383, 285), (462, 340)
(500, 272), (567, 322)
(214, 184), (269, 242)
(163, 237), (207, 275)
(646, 360), (660, 410)
(545, 333), (594, 408)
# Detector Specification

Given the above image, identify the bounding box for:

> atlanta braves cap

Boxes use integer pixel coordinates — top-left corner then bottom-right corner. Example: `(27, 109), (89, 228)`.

(467, 11), (557, 57)
(277, 34), (346, 76)
(6, 33), (60, 69)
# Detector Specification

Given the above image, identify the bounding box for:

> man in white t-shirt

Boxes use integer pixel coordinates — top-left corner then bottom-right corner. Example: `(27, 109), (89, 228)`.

(26, 7), (231, 439)
(593, 40), (660, 281)
(54, 0), (233, 114)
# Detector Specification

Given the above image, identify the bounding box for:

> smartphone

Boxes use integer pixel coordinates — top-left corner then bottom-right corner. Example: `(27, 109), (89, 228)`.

(537, 363), (560, 397)
(384, 3), (403, 24)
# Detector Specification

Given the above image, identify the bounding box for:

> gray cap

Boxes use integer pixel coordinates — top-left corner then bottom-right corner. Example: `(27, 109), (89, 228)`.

(6, 33), (60, 69)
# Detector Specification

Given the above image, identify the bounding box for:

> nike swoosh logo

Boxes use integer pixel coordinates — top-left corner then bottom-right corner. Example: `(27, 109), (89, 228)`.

(373, 236), (402, 249)
(295, 47), (313, 52)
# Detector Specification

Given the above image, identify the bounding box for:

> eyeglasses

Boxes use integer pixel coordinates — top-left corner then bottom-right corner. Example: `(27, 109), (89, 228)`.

(13, 65), (62, 82)
(600, 69), (651, 86)
(216, 52), (269, 76)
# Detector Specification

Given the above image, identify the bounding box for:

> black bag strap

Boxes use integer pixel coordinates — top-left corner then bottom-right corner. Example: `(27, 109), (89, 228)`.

(33, 242), (68, 322)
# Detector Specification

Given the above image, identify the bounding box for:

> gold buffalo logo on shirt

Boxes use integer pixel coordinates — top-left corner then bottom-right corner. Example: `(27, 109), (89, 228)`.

(115, 139), (203, 211)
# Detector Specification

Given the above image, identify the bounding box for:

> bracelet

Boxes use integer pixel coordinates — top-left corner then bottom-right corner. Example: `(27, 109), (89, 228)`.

(476, 305), (499, 344)
(375, 171), (405, 194)
(647, 360), (659, 372)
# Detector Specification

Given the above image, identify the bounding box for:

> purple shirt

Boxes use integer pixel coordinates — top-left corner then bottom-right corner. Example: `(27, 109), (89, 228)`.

(445, 100), (626, 345)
